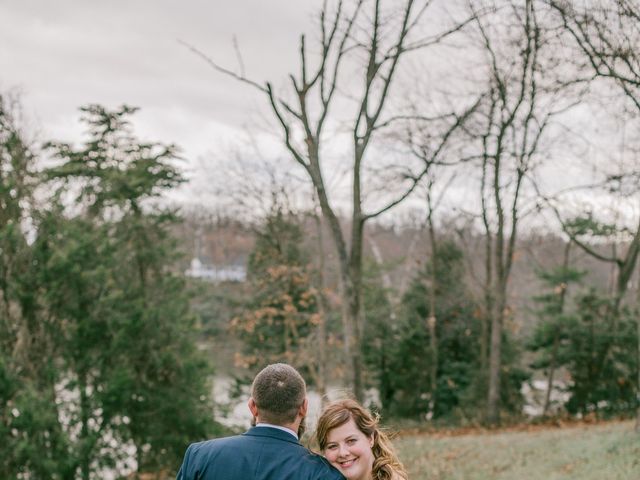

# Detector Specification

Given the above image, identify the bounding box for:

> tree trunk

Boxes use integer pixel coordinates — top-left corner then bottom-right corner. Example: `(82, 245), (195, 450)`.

(315, 300), (328, 403)
(636, 312), (640, 433)
(369, 235), (397, 409)
(487, 143), (506, 426)
(479, 150), (493, 397)
(308, 157), (365, 400)
(312, 208), (328, 403)
(543, 334), (559, 417)
(487, 292), (505, 425)
(79, 373), (91, 480)
(636, 267), (640, 433)
(426, 185), (439, 419)
(346, 279), (364, 402)
(543, 240), (572, 415)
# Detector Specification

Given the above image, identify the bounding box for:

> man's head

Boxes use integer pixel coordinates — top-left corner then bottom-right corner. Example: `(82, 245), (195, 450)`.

(248, 363), (307, 427)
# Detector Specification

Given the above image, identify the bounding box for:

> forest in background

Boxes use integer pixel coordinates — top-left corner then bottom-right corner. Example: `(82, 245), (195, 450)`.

(179, 205), (639, 423)
(2, 0), (640, 478)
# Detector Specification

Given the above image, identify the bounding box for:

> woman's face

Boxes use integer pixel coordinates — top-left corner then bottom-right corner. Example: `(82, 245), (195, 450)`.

(323, 418), (375, 480)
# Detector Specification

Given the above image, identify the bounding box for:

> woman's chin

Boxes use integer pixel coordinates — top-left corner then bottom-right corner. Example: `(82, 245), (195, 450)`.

(333, 458), (363, 479)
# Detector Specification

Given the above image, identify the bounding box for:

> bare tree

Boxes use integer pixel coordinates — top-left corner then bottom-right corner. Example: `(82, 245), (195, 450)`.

(188, 0), (476, 399)
(462, 0), (578, 424)
(548, 0), (640, 430)
(399, 86), (480, 418)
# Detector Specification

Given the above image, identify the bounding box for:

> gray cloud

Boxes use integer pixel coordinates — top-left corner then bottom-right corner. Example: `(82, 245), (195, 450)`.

(1, 0), (319, 160)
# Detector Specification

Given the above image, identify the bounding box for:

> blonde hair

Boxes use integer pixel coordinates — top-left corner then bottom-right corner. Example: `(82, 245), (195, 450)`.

(315, 399), (408, 480)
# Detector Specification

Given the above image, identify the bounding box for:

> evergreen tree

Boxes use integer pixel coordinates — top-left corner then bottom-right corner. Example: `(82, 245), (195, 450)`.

(44, 104), (219, 477)
(538, 216), (640, 418)
(231, 209), (320, 380)
(376, 240), (526, 421)
(527, 251), (585, 415)
(0, 93), (72, 479)
(387, 241), (480, 419)
(361, 258), (395, 410)
(529, 256), (638, 417)
(563, 291), (638, 416)
(2, 101), (223, 478)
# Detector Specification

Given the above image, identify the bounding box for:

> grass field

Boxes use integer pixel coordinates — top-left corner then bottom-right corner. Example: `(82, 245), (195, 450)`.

(394, 420), (640, 480)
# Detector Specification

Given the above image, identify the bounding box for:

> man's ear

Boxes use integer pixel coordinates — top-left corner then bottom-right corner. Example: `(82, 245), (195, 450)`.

(299, 397), (308, 417)
(248, 397), (259, 418)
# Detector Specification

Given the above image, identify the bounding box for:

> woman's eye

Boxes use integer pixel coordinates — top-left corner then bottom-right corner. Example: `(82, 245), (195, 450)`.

(347, 439), (357, 445)
(327, 444), (337, 450)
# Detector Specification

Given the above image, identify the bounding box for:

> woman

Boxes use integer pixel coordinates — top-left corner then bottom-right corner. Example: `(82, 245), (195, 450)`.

(315, 399), (408, 480)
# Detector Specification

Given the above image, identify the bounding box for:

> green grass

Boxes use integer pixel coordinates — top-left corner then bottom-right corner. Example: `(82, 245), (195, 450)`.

(395, 420), (640, 480)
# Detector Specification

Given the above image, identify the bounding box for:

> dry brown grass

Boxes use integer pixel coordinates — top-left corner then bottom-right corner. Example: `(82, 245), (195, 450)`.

(395, 419), (640, 480)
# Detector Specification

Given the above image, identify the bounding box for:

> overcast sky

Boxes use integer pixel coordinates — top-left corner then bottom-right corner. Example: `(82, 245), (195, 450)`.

(2, 1), (634, 226)
(1, 1), (321, 181)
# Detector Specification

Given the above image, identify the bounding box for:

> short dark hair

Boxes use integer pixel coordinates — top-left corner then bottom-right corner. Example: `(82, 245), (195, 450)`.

(251, 363), (306, 425)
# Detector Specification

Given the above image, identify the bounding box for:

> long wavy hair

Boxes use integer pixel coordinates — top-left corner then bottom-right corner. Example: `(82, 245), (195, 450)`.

(315, 399), (408, 480)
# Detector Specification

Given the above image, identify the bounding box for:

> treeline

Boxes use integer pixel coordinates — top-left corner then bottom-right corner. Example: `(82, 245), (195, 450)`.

(0, 100), (222, 479)
(202, 0), (640, 429)
(224, 207), (639, 424)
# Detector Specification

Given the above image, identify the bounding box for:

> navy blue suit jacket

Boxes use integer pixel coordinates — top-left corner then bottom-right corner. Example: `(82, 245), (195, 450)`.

(176, 426), (344, 480)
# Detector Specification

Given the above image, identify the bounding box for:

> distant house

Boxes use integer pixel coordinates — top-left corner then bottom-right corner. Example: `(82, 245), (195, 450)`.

(185, 257), (246, 283)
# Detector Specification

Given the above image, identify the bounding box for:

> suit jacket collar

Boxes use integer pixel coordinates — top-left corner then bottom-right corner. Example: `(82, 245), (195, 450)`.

(244, 425), (301, 445)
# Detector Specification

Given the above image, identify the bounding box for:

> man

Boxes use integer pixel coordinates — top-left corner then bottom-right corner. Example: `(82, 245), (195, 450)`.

(176, 363), (344, 480)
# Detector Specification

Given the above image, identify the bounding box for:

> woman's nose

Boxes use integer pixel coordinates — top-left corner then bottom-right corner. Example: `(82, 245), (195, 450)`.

(338, 443), (349, 456)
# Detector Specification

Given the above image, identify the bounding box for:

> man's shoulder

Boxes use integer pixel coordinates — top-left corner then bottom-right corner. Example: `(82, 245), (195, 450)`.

(188, 433), (244, 451)
(182, 433), (344, 479)
(297, 449), (344, 479)
(186, 429), (296, 457)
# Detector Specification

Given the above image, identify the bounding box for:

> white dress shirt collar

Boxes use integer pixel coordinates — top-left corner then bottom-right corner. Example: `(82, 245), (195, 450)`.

(255, 422), (298, 440)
